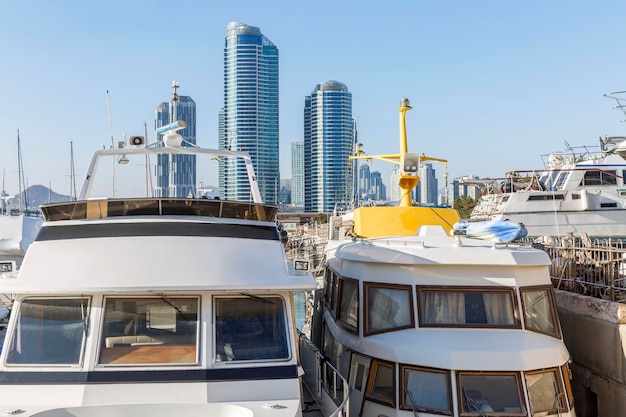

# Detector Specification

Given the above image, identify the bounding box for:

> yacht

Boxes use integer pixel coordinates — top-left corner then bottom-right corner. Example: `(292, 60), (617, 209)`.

(468, 91), (626, 239)
(0, 120), (340, 417)
(309, 99), (576, 416)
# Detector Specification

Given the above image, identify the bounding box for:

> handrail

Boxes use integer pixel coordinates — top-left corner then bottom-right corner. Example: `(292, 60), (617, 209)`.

(298, 331), (349, 417)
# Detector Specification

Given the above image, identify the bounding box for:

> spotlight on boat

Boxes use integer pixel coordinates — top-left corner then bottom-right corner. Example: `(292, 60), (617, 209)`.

(117, 155), (130, 165)
(401, 153), (421, 173)
(294, 260), (309, 271)
(0, 261), (16, 273)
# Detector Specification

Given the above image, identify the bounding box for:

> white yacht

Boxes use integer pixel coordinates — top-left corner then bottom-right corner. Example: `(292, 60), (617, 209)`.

(468, 91), (626, 239)
(0, 121), (335, 417)
(310, 99), (576, 417)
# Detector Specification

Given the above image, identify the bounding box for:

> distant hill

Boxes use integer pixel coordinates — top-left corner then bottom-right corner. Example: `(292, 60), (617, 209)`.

(11, 185), (72, 211)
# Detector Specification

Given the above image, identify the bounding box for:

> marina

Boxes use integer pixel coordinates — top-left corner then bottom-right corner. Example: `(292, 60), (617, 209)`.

(0, 122), (345, 417)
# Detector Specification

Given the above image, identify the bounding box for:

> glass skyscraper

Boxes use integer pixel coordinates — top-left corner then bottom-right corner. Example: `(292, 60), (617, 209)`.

(304, 81), (353, 213)
(291, 142), (304, 206)
(155, 85), (196, 198)
(219, 22), (279, 204)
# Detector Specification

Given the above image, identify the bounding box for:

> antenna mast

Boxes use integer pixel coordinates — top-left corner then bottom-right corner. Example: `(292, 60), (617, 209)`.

(107, 90), (116, 196)
(70, 141), (77, 200)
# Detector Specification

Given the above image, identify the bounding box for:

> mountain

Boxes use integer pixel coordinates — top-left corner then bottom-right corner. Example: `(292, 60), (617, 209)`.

(12, 185), (72, 211)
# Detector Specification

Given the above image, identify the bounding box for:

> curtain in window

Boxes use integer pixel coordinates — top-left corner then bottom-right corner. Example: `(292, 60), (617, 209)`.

(422, 292), (465, 324)
(483, 293), (515, 325)
(368, 287), (411, 332)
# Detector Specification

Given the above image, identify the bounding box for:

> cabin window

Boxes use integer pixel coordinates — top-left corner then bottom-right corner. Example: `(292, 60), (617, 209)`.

(214, 296), (289, 362)
(366, 360), (395, 407)
(520, 286), (560, 338)
(6, 297), (89, 365)
(98, 297), (198, 365)
(458, 372), (525, 415)
(418, 287), (519, 328)
(365, 283), (414, 335)
(525, 368), (566, 415)
(582, 169), (617, 186)
(337, 278), (359, 332)
(401, 365), (451, 414)
(324, 268), (333, 308)
(324, 269), (340, 317)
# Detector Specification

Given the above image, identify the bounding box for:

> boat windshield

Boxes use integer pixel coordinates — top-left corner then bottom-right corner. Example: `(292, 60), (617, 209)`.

(402, 366), (450, 414)
(214, 296), (289, 362)
(5, 298), (88, 365)
(98, 297), (198, 365)
(458, 372), (525, 415)
(526, 368), (567, 415)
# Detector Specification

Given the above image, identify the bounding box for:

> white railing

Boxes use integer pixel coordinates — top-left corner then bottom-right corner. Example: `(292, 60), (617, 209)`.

(298, 331), (349, 417)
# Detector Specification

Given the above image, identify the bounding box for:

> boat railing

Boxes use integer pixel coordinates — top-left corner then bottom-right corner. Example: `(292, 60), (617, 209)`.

(530, 236), (626, 302)
(298, 331), (349, 417)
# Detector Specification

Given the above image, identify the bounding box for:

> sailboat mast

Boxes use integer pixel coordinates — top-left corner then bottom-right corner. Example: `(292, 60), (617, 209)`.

(17, 129), (24, 215)
(70, 141), (77, 200)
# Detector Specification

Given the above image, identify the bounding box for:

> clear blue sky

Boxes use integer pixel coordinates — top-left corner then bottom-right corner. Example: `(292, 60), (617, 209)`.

(2, 0), (626, 197)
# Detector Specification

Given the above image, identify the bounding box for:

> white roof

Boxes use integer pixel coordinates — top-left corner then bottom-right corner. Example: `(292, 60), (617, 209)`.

(4, 217), (315, 293)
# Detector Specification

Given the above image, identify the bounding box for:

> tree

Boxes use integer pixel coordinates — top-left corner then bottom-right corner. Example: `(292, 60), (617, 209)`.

(453, 196), (478, 219)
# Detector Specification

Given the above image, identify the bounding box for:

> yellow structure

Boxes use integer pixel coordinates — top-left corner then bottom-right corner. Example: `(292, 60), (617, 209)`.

(349, 98), (460, 238)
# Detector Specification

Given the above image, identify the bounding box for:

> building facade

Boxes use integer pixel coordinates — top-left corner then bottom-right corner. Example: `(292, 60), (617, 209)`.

(415, 162), (438, 206)
(304, 81), (354, 213)
(220, 22), (279, 203)
(154, 86), (196, 198)
(291, 142), (304, 206)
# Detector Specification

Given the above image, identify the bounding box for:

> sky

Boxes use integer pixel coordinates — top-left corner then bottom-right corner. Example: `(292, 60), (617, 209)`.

(2, 0), (626, 198)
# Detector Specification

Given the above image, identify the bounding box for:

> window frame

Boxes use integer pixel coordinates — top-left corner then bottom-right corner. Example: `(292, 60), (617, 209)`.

(457, 371), (526, 416)
(400, 364), (452, 415)
(417, 286), (521, 329)
(519, 285), (562, 339)
(525, 367), (567, 415)
(213, 294), (291, 364)
(365, 359), (396, 407)
(336, 276), (359, 333)
(97, 295), (200, 367)
(364, 282), (414, 336)
(4, 296), (90, 367)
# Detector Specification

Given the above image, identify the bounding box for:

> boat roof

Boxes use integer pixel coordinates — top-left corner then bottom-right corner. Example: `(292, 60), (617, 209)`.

(332, 226), (550, 268)
(5, 215), (314, 294)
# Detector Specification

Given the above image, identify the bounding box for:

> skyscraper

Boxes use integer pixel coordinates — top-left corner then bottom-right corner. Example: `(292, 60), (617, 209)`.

(220, 22), (279, 204)
(304, 81), (353, 213)
(154, 82), (196, 198)
(415, 162), (438, 206)
(291, 142), (304, 206)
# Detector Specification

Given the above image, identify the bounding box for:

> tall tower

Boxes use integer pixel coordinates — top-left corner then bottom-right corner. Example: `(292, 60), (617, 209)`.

(304, 81), (353, 213)
(291, 142), (304, 206)
(220, 22), (279, 204)
(155, 81), (197, 198)
(415, 163), (438, 206)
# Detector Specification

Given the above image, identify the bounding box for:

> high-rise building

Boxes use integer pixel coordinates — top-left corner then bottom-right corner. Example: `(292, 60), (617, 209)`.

(304, 81), (353, 213)
(219, 22), (279, 204)
(291, 142), (304, 206)
(390, 167), (401, 202)
(415, 163), (438, 206)
(154, 82), (196, 198)
(358, 164), (371, 201)
(370, 171), (386, 201)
